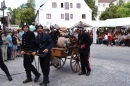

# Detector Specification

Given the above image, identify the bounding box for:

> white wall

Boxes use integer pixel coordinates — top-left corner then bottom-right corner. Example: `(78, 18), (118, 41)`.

(96, 2), (110, 20)
(36, 0), (92, 26)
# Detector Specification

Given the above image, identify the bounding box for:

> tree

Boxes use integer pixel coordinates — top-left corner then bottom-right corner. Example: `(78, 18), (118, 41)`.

(84, 0), (98, 20)
(8, 0), (36, 25)
(20, 8), (35, 25)
(117, 0), (124, 7)
(99, 3), (122, 20)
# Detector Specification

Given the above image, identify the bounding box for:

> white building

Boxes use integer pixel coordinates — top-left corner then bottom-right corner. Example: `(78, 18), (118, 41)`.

(113, 0), (130, 4)
(35, 0), (92, 27)
(96, 0), (116, 20)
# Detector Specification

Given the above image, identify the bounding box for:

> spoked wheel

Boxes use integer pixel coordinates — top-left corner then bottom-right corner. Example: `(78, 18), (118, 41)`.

(53, 57), (66, 69)
(70, 50), (81, 73)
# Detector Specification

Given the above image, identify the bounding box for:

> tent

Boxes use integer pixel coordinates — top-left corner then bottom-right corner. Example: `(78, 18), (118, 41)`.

(70, 21), (92, 29)
(43, 25), (49, 30)
(54, 24), (60, 29)
(105, 17), (130, 27)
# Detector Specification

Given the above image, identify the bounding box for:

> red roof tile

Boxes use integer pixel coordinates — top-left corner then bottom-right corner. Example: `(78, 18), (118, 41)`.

(98, 0), (116, 3)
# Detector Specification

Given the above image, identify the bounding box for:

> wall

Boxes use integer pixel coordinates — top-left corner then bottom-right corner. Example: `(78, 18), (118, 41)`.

(37, 0), (92, 26)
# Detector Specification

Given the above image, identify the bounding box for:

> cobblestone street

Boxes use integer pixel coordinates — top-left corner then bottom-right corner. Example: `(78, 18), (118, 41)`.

(0, 44), (130, 86)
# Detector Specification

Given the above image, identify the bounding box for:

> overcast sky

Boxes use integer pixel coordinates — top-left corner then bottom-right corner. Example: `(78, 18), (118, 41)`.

(0, 0), (46, 16)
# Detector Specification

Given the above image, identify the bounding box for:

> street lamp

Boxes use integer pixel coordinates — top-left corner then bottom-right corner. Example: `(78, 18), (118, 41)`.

(0, 0), (7, 35)
(7, 12), (10, 29)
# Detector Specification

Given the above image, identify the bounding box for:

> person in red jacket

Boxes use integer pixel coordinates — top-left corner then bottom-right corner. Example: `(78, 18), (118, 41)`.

(107, 32), (113, 46)
(75, 26), (92, 76)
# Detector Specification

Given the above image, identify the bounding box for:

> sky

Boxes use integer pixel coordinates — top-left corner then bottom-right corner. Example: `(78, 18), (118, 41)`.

(0, 0), (46, 16)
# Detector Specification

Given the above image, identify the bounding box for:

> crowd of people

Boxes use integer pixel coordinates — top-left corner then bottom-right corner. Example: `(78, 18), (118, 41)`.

(0, 29), (24, 61)
(97, 29), (130, 46)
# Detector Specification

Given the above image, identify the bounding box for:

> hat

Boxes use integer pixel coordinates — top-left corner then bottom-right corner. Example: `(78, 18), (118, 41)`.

(36, 23), (43, 30)
(50, 25), (55, 29)
(22, 23), (29, 30)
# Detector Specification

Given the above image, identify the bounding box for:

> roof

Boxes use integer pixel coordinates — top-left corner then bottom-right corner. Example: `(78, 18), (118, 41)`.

(98, 0), (116, 3)
(40, 4), (44, 7)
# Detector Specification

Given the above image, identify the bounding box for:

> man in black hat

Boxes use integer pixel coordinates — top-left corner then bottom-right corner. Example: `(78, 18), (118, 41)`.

(21, 23), (41, 83)
(0, 34), (12, 81)
(75, 26), (92, 76)
(49, 25), (58, 46)
(32, 24), (54, 86)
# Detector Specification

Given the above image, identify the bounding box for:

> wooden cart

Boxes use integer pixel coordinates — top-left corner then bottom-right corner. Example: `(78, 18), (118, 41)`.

(51, 44), (81, 73)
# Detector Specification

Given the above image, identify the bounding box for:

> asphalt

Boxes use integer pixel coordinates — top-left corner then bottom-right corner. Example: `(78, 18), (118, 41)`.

(0, 44), (130, 86)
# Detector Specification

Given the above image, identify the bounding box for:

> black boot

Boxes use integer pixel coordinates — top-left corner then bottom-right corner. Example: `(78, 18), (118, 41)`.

(39, 77), (49, 85)
(7, 75), (13, 81)
(78, 71), (86, 75)
(34, 73), (41, 82)
(32, 66), (41, 82)
(4, 69), (13, 81)
(23, 77), (32, 83)
(86, 71), (91, 76)
(23, 71), (32, 83)
(40, 83), (47, 86)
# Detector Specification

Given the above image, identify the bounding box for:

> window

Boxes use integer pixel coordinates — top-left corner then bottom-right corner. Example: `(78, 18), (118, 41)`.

(77, 3), (81, 8)
(70, 3), (73, 8)
(98, 11), (100, 15)
(82, 14), (86, 19)
(70, 14), (73, 19)
(61, 3), (63, 8)
(61, 14), (64, 19)
(52, 2), (57, 8)
(65, 2), (69, 9)
(46, 14), (51, 19)
(103, 4), (105, 7)
(65, 13), (69, 20)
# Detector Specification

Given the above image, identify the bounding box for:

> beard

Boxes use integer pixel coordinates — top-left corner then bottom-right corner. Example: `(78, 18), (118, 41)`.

(37, 30), (43, 34)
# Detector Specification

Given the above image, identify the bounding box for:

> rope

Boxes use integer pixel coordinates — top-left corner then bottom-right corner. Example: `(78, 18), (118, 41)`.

(0, 72), (25, 76)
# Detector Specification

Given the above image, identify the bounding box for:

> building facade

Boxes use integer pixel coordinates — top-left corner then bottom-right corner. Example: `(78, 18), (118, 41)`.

(96, 0), (116, 20)
(35, 0), (92, 27)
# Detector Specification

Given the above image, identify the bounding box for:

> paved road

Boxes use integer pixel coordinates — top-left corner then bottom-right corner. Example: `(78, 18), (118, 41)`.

(0, 44), (130, 86)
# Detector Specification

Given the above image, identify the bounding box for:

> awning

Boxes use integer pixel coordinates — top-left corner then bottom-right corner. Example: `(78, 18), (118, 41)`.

(70, 21), (92, 29)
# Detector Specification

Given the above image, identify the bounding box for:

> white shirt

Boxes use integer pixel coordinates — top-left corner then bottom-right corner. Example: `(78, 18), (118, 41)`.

(122, 35), (127, 39)
(34, 32), (38, 37)
(104, 35), (108, 40)
(69, 29), (72, 35)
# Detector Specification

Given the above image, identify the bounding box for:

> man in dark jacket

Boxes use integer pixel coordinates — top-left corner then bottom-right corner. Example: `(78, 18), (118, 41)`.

(0, 34), (12, 81)
(49, 25), (58, 46)
(32, 24), (54, 86)
(21, 23), (41, 83)
(75, 26), (92, 76)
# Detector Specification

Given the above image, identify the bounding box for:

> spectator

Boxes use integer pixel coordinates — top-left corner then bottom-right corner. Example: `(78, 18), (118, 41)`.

(107, 32), (113, 46)
(1, 33), (8, 61)
(102, 33), (108, 44)
(6, 31), (13, 60)
(12, 32), (18, 60)
(115, 33), (122, 46)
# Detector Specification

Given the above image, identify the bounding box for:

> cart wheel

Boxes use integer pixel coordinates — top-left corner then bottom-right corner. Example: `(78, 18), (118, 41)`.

(53, 57), (66, 69)
(70, 51), (81, 73)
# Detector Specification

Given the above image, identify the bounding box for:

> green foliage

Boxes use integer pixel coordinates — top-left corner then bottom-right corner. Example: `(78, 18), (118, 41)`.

(116, 2), (130, 17)
(100, 0), (130, 20)
(100, 3), (121, 20)
(8, 0), (35, 25)
(84, 0), (98, 20)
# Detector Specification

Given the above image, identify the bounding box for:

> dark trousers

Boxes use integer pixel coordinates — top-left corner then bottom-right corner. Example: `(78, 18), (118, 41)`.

(80, 51), (91, 73)
(23, 54), (39, 78)
(7, 47), (12, 59)
(0, 49), (11, 76)
(39, 54), (51, 77)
